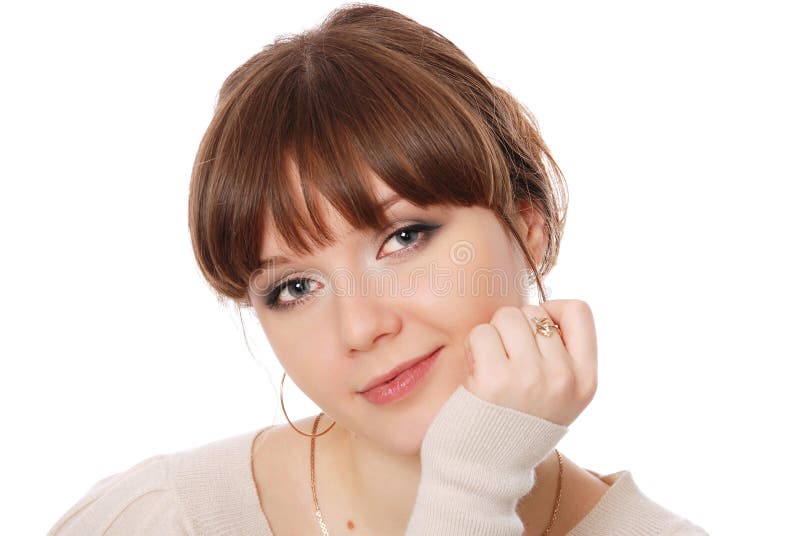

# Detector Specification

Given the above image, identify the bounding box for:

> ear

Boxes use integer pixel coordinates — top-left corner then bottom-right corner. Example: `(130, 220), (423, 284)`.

(512, 198), (547, 266)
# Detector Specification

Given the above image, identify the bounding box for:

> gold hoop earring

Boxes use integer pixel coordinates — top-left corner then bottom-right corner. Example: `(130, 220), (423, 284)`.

(280, 372), (336, 438)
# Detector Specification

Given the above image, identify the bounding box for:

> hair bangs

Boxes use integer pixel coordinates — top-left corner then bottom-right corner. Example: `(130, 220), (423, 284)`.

(189, 4), (568, 307)
(263, 41), (508, 259)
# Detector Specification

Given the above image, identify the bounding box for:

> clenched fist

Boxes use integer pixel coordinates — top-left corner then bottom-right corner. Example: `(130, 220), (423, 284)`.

(462, 299), (598, 427)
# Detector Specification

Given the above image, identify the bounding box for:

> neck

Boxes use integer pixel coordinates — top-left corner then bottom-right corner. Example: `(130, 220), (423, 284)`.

(328, 425), (422, 533)
(324, 421), (562, 535)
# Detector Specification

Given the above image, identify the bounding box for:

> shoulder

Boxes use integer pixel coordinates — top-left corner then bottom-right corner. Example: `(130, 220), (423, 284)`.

(251, 417), (328, 507)
(47, 453), (187, 535)
(566, 470), (710, 536)
(48, 427), (272, 536)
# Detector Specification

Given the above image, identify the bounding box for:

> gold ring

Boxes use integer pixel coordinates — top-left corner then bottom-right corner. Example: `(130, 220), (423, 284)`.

(531, 316), (560, 338)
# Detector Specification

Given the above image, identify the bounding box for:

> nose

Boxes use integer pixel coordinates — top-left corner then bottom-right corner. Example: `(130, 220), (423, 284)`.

(335, 269), (402, 355)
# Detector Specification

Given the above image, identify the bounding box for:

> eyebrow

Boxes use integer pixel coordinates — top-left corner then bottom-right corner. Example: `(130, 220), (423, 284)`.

(257, 193), (403, 268)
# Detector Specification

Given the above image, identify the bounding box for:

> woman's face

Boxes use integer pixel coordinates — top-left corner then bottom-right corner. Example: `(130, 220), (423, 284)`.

(249, 171), (542, 456)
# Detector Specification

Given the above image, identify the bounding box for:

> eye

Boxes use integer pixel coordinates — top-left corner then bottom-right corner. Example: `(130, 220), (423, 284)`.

(264, 222), (440, 311)
(265, 278), (323, 311)
(378, 223), (430, 259)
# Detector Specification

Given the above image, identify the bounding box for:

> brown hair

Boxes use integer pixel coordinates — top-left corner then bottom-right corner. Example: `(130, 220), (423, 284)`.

(188, 3), (568, 309)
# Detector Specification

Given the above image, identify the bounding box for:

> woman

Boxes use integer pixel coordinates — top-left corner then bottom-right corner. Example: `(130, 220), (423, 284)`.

(48, 4), (708, 535)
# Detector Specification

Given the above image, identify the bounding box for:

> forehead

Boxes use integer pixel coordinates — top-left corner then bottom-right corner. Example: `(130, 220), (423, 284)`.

(258, 161), (399, 259)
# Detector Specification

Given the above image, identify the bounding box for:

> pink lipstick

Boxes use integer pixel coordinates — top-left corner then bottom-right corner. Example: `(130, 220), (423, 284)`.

(359, 346), (442, 405)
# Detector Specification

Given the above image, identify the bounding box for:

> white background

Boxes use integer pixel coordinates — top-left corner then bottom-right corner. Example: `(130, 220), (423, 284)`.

(2, 1), (797, 534)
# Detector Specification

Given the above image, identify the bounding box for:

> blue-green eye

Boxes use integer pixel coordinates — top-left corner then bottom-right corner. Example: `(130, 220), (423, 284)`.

(379, 225), (424, 258)
(269, 279), (318, 310)
(264, 223), (439, 311)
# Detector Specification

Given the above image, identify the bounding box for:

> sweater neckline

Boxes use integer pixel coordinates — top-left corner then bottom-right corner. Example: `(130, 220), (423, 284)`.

(171, 425), (646, 536)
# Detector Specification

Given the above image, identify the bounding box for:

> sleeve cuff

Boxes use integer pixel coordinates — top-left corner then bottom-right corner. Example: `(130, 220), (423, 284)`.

(405, 384), (569, 535)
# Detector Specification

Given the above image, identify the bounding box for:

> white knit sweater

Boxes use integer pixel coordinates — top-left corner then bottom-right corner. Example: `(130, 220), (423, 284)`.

(48, 385), (708, 535)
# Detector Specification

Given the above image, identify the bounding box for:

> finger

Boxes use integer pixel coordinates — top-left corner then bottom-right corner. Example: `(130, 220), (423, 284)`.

(521, 303), (567, 362)
(465, 323), (509, 380)
(487, 306), (542, 370)
(538, 299), (599, 400)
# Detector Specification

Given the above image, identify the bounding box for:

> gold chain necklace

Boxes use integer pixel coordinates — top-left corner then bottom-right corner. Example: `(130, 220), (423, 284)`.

(309, 413), (563, 536)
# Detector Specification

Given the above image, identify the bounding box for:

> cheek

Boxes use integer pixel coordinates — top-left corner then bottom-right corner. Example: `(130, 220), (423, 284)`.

(402, 241), (519, 339)
(263, 322), (347, 399)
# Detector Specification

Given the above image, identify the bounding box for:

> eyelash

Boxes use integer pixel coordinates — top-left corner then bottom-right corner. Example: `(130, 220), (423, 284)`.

(264, 223), (439, 312)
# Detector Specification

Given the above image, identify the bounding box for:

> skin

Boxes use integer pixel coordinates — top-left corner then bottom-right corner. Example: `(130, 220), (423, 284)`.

(248, 165), (605, 534)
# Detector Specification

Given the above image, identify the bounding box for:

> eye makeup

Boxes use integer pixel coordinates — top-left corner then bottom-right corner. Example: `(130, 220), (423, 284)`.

(263, 222), (441, 311)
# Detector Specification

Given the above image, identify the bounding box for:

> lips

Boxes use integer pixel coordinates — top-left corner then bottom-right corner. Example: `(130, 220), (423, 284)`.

(358, 346), (444, 393)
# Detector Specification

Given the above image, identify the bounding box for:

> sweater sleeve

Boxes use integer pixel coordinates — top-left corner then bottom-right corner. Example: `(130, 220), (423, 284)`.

(661, 518), (711, 535)
(47, 454), (191, 536)
(405, 384), (569, 536)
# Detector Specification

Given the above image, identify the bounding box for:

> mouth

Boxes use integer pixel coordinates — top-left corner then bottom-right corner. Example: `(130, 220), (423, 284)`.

(357, 346), (444, 394)
(357, 346), (443, 405)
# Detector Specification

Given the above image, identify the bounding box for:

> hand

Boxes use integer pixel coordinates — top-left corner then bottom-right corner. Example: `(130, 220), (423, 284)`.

(462, 299), (598, 427)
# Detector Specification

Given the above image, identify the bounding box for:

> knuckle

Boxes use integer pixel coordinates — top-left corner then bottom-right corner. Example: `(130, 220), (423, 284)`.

(491, 305), (523, 325)
(467, 323), (493, 345)
(579, 373), (599, 403)
(572, 299), (594, 319)
(520, 303), (545, 318)
(467, 323), (486, 337)
(549, 369), (576, 394)
(576, 386), (596, 407)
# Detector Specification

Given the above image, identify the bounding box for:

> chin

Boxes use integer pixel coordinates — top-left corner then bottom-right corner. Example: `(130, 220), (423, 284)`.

(383, 384), (463, 457)
(350, 361), (467, 455)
